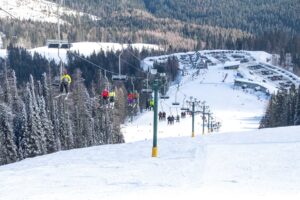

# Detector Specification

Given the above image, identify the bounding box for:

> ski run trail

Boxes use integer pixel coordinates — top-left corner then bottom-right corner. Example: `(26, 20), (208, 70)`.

(1, 46), (300, 200)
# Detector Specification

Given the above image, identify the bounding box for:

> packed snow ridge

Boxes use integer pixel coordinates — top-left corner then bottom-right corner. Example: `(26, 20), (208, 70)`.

(1, 126), (300, 199)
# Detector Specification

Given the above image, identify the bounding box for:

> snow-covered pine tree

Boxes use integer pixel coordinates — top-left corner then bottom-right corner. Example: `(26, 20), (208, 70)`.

(38, 96), (57, 153)
(71, 70), (94, 148)
(0, 103), (18, 165)
(56, 98), (74, 150)
(52, 100), (61, 151)
(23, 84), (45, 158)
(8, 70), (27, 159)
(259, 95), (274, 128)
(15, 101), (28, 159)
(3, 64), (12, 105)
(272, 91), (288, 127)
(41, 73), (52, 114)
(287, 85), (297, 125)
(294, 86), (300, 125)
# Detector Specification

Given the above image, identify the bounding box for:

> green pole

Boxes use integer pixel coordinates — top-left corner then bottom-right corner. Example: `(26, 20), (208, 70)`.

(202, 106), (205, 135)
(192, 102), (195, 137)
(207, 113), (210, 133)
(152, 80), (159, 157)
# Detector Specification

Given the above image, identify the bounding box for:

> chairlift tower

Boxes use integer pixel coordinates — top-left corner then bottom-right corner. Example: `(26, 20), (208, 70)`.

(57, 0), (64, 78)
(186, 97), (201, 137)
(112, 49), (127, 81)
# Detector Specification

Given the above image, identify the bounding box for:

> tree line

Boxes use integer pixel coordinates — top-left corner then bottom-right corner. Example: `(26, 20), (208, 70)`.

(0, 45), (179, 165)
(260, 85), (300, 128)
(0, 68), (125, 165)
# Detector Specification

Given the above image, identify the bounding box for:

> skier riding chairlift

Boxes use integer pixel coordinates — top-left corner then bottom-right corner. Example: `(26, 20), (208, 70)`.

(149, 99), (154, 110)
(109, 91), (116, 103)
(101, 89), (109, 100)
(60, 71), (72, 94)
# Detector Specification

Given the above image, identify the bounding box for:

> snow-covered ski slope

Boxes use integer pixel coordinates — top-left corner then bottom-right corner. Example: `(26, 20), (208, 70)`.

(1, 126), (300, 200)
(1, 50), (300, 199)
(124, 50), (300, 142)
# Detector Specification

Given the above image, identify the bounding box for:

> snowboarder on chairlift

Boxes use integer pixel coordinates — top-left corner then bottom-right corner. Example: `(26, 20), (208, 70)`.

(60, 71), (72, 94)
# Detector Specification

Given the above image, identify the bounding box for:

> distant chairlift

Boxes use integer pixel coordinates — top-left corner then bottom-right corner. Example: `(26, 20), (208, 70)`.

(142, 73), (153, 93)
(172, 85), (180, 106)
(180, 95), (189, 111)
(160, 75), (170, 99)
(47, 39), (72, 49)
(160, 83), (170, 99)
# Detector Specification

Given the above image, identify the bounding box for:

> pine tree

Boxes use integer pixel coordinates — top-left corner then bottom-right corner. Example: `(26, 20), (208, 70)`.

(3, 64), (12, 105)
(0, 103), (18, 165)
(9, 70), (27, 159)
(259, 95), (274, 128)
(56, 98), (74, 150)
(38, 96), (57, 153)
(294, 86), (300, 125)
(71, 70), (94, 148)
(23, 84), (45, 158)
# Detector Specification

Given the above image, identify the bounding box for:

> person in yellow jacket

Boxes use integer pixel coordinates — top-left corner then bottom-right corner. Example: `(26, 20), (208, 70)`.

(109, 91), (116, 103)
(60, 71), (72, 94)
(149, 99), (154, 110)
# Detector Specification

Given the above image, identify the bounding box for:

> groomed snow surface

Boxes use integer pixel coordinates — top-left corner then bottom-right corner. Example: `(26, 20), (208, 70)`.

(1, 127), (300, 200)
(1, 50), (300, 199)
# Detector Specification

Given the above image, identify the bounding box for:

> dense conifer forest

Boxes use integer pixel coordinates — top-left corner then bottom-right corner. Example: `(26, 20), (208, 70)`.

(260, 85), (300, 128)
(0, 45), (179, 165)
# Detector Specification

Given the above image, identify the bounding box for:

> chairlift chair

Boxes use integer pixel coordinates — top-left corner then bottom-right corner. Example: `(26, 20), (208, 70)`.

(172, 84), (180, 106)
(160, 95), (170, 100)
(113, 49), (127, 81)
(112, 74), (127, 81)
(142, 73), (153, 93)
(160, 81), (169, 99)
(180, 95), (189, 110)
(47, 39), (71, 49)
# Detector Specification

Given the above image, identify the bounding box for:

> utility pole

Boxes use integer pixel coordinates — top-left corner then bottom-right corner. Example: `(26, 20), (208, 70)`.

(192, 101), (195, 137)
(152, 79), (159, 157)
(187, 97), (201, 138)
(207, 112), (211, 133)
(202, 105), (205, 135)
(57, 0), (64, 78)
(199, 101), (209, 135)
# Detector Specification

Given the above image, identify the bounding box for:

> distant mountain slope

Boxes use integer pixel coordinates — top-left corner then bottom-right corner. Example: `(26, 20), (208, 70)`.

(0, 0), (299, 59)
(55, 0), (300, 34)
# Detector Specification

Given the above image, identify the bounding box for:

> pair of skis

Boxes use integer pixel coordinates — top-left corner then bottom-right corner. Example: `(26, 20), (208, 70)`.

(54, 93), (70, 100)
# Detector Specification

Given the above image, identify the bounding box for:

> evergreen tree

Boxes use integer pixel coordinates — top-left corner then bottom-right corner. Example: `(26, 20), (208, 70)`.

(3, 65), (12, 105)
(294, 86), (300, 125)
(0, 103), (18, 164)
(23, 84), (44, 158)
(38, 96), (57, 153)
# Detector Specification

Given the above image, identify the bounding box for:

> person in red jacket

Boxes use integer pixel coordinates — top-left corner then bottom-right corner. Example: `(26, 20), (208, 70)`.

(102, 89), (109, 100)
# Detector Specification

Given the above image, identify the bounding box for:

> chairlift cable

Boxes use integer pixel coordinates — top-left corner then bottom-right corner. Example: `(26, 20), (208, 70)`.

(68, 51), (146, 80)
(0, 7), (18, 19)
